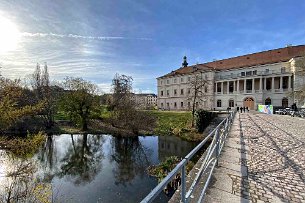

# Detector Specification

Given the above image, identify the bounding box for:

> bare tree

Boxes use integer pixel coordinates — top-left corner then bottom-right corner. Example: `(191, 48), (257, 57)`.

(110, 74), (156, 134)
(187, 70), (209, 127)
(110, 73), (134, 111)
(31, 63), (56, 128)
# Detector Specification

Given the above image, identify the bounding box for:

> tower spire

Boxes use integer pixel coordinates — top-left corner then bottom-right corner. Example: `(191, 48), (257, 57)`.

(182, 56), (188, 67)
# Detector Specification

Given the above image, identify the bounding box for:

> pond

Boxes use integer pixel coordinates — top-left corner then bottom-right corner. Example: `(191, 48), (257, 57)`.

(0, 134), (198, 202)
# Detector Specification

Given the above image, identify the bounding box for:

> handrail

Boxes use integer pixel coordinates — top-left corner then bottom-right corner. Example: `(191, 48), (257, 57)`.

(141, 111), (236, 203)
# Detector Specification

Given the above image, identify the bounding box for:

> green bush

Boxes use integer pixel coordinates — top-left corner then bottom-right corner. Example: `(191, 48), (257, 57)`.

(195, 110), (216, 133)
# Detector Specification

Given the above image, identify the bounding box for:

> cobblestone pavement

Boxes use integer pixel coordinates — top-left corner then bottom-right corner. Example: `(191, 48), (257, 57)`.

(205, 112), (305, 203)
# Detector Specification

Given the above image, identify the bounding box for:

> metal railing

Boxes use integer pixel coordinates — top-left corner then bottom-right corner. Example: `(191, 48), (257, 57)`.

(141, 111), (236, 203)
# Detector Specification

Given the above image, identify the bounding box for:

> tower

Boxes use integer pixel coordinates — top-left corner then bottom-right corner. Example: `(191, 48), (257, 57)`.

(182, 56), (188, 67)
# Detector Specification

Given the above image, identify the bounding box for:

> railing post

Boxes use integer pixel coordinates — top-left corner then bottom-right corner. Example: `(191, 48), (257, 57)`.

(215, 128), (220, 166)
(181, 165), (186, 203)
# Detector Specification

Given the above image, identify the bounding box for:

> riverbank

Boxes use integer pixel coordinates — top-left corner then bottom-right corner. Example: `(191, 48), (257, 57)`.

(51, 110), (205, 141)
(0, 132), (46, 157)
(148, 111), (204, 141)
(48, 110), (220, 142)
(1, 110), (220, 143)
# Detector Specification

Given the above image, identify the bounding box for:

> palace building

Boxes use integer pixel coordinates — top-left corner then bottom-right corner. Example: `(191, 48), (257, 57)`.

(157, 45), (305, 111)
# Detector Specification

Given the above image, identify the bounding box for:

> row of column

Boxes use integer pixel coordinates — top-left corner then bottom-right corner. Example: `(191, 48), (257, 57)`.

(215, 76), (292, 94)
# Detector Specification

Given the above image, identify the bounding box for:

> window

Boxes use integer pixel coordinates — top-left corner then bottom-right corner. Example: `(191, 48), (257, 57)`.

(167, 79), (169, 84)
(283, 77), (288, 89)
(181, 102), (183, 107)
(174, 89), (177, 95)
(174, 102), (177, 108)
(241, 72), (245, 76)
(167, 103), (169, 108)
(180, 89), (184, 95)
(174, 78), (177, 83)
(181, 77), (184, 82)
(161, 103), (163, 108)
(188, 76), (191, 81)
(196, 102), (199, 109)
(217, 100), (222, 107)
(167, 90), (170, 96)
(217, 84), (221, 93)
(229, 82), (234, 92)
(246, 71), (252, 76)
(246, 79), (252, 91)
(265, 98), (271, 105)
(160, 80), (163, 85)
(205, 86), (208, 93)
(188, 102), (191, 108)
(282, 98), (288, 107)
(229, 99), (234, 107)
(253, 70), (257, 75)
(187, 88), (191, 95)
(161, 91), (164, 96)
(266, 79), (271, 90)
(281, 67), (286, 73)
(265, 69), (269, 74)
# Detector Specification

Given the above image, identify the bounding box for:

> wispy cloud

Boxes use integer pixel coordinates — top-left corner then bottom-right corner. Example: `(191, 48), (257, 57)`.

(21, 32), (152, 41)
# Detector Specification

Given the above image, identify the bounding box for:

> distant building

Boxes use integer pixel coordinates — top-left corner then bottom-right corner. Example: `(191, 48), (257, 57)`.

(157, 45), (305, 110)
(101, 93), (157, 109)
(132, 93), (157, 109)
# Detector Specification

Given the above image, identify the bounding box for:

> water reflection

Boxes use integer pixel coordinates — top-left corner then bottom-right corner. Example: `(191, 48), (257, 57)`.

(57, 134), (104, 185)
(110, 137), (152, 185)
(158, 136), (198, 161)
(0, 134), (197, 202)
(0, 152), (51, 202)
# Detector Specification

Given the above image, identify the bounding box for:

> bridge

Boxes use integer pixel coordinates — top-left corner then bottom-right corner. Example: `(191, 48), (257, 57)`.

(141, 111), (305, 202)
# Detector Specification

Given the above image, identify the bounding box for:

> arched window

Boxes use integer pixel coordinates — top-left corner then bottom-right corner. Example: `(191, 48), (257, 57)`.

(217, 100), (222, 107)
(265, 98), (271, 105)
(282, 97), (288, 107)
(229, 99), (234, 107)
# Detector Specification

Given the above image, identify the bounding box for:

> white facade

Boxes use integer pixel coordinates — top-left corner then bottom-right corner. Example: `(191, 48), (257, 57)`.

(213, 61), (294, 110)
(132, 93), (157, 109)
(157, 70), (215, 111)
(157, 54), (305, 111)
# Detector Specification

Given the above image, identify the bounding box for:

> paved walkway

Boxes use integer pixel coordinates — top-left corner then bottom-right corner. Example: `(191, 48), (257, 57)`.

(205, 112), (305, 203)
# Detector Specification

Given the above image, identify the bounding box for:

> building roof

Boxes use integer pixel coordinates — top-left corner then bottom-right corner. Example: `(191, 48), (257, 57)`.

(132, 93), (157, 97)
(159, 45), (305, 78)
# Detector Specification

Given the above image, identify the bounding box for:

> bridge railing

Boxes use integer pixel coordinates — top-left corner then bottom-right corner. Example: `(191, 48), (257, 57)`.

(141, 111), (235, 203)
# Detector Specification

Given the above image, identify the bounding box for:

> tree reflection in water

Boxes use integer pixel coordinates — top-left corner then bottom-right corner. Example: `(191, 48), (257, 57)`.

(37, 135), (57, 183)
(57, 134), (105, 185)
(0, 153), (51, 202)
(110, 136), (153, 186)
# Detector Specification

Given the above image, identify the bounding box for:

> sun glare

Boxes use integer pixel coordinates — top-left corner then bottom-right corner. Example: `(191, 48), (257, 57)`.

(0, 17), (20, 53)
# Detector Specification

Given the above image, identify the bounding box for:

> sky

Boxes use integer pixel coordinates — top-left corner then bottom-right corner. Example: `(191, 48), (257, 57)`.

(0, 0), (304, 94)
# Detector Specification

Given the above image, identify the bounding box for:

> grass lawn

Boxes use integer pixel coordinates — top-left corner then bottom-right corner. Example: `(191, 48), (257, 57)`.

(54, 107), (205, 142)
(148, 110), (204, 142)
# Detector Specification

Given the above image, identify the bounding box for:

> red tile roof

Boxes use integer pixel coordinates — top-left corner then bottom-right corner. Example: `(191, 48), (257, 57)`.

(159, 45), (305, 78)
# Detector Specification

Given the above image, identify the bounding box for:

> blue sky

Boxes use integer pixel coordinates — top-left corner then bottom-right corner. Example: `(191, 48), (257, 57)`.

(0, 0), (304, 93)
